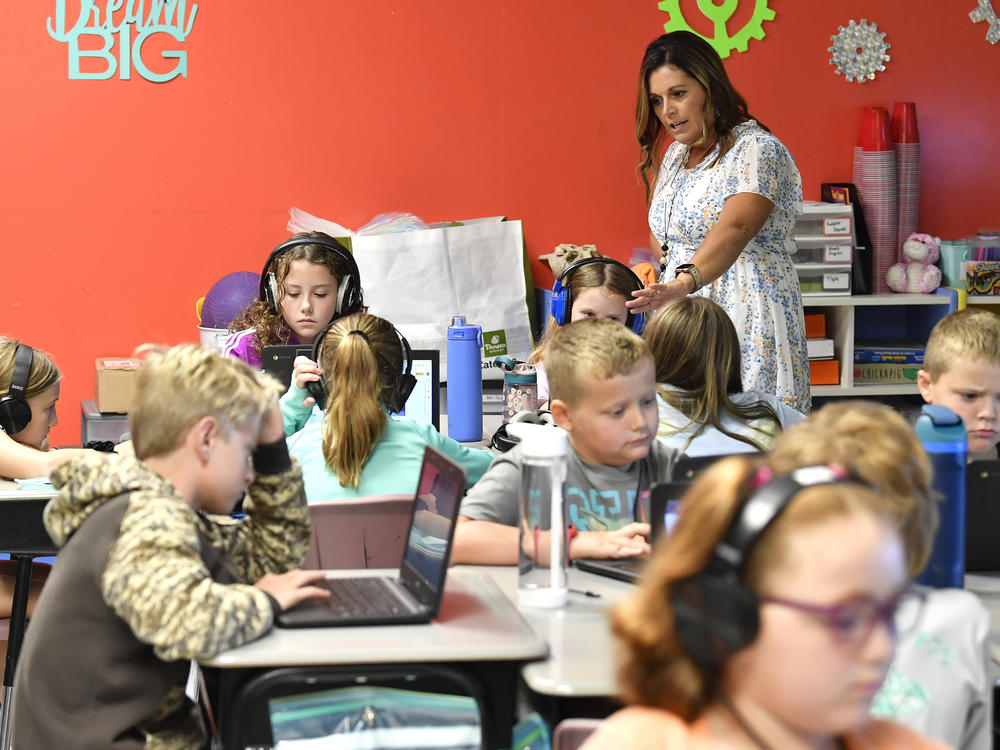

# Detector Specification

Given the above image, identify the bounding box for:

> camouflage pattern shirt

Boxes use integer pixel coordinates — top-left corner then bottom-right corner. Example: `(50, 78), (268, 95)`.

(13, 446), (310, 750)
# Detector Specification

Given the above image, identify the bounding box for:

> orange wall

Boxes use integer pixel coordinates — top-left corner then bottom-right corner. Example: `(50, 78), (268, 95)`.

(3, 1), (998, 444)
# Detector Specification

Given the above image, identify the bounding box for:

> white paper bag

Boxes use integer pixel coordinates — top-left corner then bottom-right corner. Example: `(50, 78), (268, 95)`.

(351, 219), (533, 379)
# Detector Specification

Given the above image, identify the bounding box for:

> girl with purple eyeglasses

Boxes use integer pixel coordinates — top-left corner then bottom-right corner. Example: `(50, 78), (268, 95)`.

(583, 446), (947, 750)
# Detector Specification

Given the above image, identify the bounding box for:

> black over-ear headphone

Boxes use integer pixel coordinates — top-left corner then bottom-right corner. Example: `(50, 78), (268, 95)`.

(550, 257), (646, 335)
(671, 465), (852, 673)
(489, 410), (556, 452)
(308, 320), (416, 413)
(259, 235), (363, 318)
(0, 343), (35, 435)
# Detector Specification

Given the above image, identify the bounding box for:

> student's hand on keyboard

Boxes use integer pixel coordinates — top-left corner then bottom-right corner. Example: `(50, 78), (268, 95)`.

(254, 569), (331, 611)
(291, 355), (322, 407)
(570, 522), (651, 561)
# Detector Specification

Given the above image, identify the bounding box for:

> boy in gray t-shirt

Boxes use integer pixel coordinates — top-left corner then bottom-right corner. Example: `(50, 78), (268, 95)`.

(452, 319), (679, 565)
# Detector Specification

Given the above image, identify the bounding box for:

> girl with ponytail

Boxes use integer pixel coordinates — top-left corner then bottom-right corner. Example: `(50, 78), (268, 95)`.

(283, 313), (493, 502)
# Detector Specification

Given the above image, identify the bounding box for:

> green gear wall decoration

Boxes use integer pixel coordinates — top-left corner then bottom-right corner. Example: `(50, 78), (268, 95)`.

(658, 0), (775, 59)
(970, 0), (1000, 44)
(828, 19), (891, 83)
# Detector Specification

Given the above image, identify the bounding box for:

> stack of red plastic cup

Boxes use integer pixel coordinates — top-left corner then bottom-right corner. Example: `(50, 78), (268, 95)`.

(893, 102), (920, 254)
(854, 106), (898, 293)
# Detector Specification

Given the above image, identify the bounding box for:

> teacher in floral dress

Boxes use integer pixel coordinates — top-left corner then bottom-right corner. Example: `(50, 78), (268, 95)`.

(626, 31), (811, 414)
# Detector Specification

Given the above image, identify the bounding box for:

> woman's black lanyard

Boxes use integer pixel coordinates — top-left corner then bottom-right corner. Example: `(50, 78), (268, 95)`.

(659, 157), (687, 274)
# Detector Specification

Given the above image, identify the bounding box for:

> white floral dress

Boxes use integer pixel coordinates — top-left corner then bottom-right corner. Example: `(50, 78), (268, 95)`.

(648, 120), (811, 413)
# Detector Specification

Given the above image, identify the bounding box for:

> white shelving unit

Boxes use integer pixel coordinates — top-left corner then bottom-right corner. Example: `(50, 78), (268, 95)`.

(803, 291), (956, 398)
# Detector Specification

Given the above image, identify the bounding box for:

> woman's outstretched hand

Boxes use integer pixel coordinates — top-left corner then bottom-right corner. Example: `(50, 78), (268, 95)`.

(626, 277), (693, 314)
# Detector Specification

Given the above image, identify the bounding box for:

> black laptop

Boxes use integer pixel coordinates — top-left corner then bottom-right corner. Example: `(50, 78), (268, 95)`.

(574, 481), (685, 584)
(261, 344), (313, 390)
(276, 445), (466, 627)
(672, 453), (739, 481)
(964, 460), (1000, 572)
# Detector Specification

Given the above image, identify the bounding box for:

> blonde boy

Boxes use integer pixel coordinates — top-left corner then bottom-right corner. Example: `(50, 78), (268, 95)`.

(14, 345), (328, 750)
(917, 308), (1000, 458)
(452, 319), (679, 565)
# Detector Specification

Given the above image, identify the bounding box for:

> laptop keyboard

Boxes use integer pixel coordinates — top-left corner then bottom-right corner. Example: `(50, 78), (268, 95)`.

(322, 577), (412, 617)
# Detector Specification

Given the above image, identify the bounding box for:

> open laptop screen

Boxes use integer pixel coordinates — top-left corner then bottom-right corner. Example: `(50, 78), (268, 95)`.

(399, 446), (465, 607)
(393, 349), (440, 430)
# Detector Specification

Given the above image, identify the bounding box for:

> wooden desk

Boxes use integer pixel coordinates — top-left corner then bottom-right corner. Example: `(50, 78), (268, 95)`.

(0, 481), (57, 750)
(202, 570), (547, 750)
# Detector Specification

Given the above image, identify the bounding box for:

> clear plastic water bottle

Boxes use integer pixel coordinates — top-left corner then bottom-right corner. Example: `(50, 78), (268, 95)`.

(495, 356), (538, 424)
(518, 427), (569, 608)
(446, 315), (483, 442)
(915, 404), (967, 588)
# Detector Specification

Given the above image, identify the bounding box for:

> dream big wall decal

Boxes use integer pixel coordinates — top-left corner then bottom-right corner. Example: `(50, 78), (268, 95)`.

(47, 0), (199, 82)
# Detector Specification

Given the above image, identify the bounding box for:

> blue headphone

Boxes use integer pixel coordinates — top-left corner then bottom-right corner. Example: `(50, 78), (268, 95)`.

(550, 257), (646, 335)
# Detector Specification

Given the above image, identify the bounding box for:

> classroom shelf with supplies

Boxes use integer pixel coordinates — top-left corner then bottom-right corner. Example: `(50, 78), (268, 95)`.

(793, 201), (856, 297)
(803, 289), (957, 398)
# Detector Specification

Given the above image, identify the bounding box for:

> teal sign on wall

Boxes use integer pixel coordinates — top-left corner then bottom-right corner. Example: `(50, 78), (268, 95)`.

(47, 0), (198, 82)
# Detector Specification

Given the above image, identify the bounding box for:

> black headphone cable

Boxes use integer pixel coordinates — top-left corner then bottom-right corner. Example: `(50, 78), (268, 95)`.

(716, 689), (776, 750)
(716, 689), (848, 750)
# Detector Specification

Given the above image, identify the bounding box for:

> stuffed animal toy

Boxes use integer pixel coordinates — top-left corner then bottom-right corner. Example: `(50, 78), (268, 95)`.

(886, 233), (942, 294)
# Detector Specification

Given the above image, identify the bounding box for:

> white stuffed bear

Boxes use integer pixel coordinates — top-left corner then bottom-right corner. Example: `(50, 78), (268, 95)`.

(886, 233), (942, 294)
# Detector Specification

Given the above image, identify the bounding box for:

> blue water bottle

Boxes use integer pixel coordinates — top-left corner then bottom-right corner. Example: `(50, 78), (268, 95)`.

(915, 404), (967, 588)
(446, 315), (483, 442)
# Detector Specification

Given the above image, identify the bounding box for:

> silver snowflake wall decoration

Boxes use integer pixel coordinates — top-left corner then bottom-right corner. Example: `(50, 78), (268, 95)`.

(970, 0), (1000, 44)
(829, 19), (891, 83)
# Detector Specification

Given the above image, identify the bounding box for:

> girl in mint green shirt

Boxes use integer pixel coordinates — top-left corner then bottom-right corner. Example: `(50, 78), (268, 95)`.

(279, 313), (492, 502)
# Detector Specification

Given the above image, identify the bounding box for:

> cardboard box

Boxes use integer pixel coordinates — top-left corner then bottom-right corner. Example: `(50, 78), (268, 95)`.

(808, 359), (840, 386)
(804, 313), (826, 338)
(95, 358), (142, 413)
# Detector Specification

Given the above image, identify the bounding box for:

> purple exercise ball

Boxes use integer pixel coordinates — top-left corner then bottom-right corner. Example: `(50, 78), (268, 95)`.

(201, 271), (261, 329)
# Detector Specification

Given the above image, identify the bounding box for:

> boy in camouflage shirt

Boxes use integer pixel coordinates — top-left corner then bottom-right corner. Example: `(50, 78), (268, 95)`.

(14, 344), (329, 749)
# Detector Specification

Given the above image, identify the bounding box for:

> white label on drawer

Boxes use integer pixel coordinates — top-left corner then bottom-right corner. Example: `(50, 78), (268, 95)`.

(822, 217), (852, 235)
(823, 244), (852, 263)
(823, 272), (851, 291)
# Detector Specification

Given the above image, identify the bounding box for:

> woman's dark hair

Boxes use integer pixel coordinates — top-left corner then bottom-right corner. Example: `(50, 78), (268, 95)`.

(635, 31), (764, 201)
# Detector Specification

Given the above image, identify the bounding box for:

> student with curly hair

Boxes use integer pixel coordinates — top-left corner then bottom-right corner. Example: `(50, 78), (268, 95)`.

(224, 232), (365, 369)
